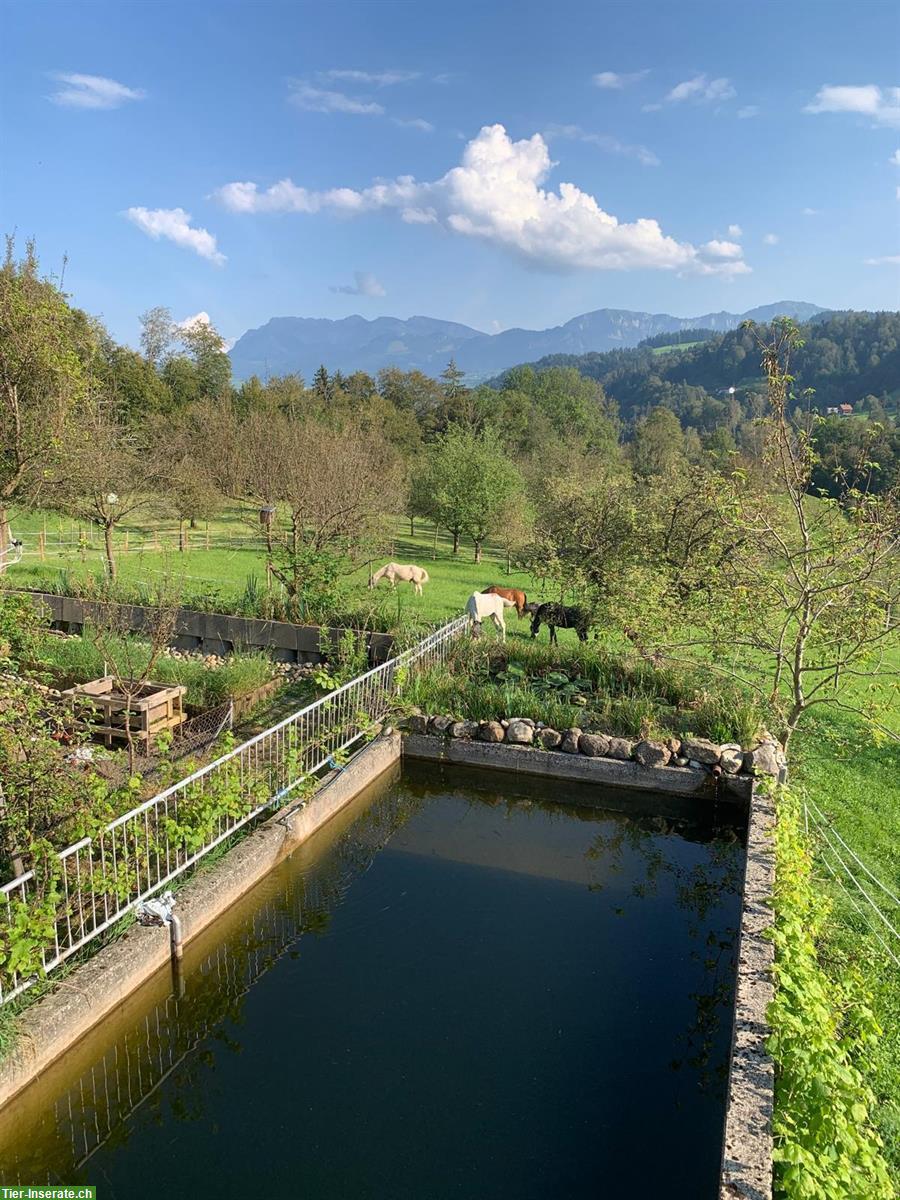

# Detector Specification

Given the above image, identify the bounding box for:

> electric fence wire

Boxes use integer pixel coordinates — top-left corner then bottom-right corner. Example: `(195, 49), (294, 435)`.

(817, 849), (900, 968)
(804, 801), (900, 949)
(805, 794), (900, 908)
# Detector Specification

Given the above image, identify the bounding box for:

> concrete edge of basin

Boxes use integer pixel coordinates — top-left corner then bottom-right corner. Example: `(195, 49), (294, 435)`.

(402, 732), (774, 1200)
(0, 731), (402, 1111)
(719, 784), (775, 1200)
(402, 732), (752, 804)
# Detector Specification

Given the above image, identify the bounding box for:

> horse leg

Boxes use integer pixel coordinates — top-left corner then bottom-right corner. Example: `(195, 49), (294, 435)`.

(495, 614), (506, 643)
(549, 625), (558, 645)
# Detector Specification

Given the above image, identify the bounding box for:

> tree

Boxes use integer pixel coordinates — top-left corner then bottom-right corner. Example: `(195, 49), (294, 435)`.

(440, 358), (466, 399)
(647, 321), (900, 748)
(631, 406), (686, 478)
(178, 317), (231, 399)
(56, 401), (160, 579)
(415, 427), (523, 561)
(138, 306), (174, 368)
(216, 408), (402, 619)
(0, 238), (90, 570)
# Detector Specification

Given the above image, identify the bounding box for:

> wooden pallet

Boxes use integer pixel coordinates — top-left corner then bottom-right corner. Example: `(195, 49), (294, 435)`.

(62, 677), (187, 749)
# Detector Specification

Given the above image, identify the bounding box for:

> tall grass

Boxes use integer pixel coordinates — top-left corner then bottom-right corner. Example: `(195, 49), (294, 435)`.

(405, 639), (767, 744)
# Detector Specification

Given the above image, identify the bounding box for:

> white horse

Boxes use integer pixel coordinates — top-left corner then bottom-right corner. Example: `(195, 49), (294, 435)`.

(465, 591), (516, 642)
(369, 562), (430, 596)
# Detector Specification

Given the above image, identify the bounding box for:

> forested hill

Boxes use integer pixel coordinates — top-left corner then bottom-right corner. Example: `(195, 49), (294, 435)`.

(492, 311), (900, 418)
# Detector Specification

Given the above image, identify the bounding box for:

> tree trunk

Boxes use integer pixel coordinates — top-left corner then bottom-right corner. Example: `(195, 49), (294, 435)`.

(0, 506), (9, 575)
(432, 523), (438, 560)
(178, 520), (186, 553)
(409, 516), (415, 537)
(189, 516), (197, 529)
(452, 529), (460, 555)
(104, 523), (117, 580)
(474, 539), (483, 563)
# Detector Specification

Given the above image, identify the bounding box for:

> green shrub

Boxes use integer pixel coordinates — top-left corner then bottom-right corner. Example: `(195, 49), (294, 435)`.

(768, 785), (893, 1199)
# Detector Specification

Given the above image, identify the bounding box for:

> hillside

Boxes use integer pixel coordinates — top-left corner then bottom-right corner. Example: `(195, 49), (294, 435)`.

(493, 310), (900, 416)
(228, 301), (825, 383)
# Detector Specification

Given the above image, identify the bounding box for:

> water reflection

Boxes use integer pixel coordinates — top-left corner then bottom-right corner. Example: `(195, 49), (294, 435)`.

(0, 786), (424, 1184)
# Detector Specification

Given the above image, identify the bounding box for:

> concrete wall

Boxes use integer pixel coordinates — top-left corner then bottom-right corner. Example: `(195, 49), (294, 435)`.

(17, 590), (395, 665)
(403, 733), (752, 808)
(0, 732), (401, 1110)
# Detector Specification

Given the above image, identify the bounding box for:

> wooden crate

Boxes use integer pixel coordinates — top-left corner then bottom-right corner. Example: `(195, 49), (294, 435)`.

(62, 677), (187, 748)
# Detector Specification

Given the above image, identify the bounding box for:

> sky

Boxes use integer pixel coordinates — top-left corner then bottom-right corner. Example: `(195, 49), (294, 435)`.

(3, 0), (899, 348)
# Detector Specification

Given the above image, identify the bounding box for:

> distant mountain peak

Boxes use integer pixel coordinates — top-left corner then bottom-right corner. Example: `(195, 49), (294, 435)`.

(228, 301), (827, 383)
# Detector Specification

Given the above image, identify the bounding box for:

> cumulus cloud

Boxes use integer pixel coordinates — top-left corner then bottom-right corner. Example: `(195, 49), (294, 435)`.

(703, 239), (743, 259)
(727, 224), (743, 237)
(392, 116), (435, 132)
(49, 72), (145, 109)
(544, 123), (660, 167)
(592, 70), (648, 89)
(214, 123), (749, 276)
(865, 254), (900, 266)
(805, 85), (900, 128)
(330, 271), (387, 297)
(176, 311), (211, 331)
(665, 75), (735, 104)
(288, 81), (384, 115)
(322, 69), (420, 86)
(125, 207), (226, 265)
(763, 233), (779, 245)
(737, 105), (760, 119)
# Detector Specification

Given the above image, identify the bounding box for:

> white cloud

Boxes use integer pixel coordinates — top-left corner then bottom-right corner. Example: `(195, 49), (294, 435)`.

(897, 186), (900, 200)
(727, 223), (743, 237)
(665, 75), (735, 104)
(865, 254), (900, 266)
(323, 69), (420, 86)
(49, 72), (145, 109)
(802, 207), (821, 216)
(592, 70), (649, 89)
(392, 116), (435, 132)
(544, 123), (660, 166)
(890, 149), (900, 165)
(703, 239), (743, 259)
(125, 207), (226, 265)
(763, 233), (779, 245)
(330, 271), (387, 297)
(214, 123), (749, 276)
(288, 81), (384, 115)
(804, 85), (900, 128)
(736, 105), (760, 119)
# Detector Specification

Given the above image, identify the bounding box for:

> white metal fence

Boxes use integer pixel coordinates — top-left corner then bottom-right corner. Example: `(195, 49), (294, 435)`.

(0, 615), (466, 1006)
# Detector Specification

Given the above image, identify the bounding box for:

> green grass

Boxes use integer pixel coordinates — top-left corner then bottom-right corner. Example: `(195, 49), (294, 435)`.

(790, 709), (900, 1185)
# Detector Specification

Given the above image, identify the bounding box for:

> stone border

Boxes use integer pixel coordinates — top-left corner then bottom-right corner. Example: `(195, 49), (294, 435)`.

(403, 731), (753, 805)
(0, 732), (402, 1110)
(720, 785), (775, 1200)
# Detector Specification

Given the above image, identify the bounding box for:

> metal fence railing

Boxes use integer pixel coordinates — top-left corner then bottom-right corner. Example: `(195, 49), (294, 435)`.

(0, 616), (466, 1006)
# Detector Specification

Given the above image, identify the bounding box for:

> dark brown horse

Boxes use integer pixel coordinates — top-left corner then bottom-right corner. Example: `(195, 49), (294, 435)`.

(481, 585), (528, 618)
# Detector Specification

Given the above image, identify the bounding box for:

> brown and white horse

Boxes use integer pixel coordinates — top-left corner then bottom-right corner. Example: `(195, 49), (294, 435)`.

(481, 585), (528, 618)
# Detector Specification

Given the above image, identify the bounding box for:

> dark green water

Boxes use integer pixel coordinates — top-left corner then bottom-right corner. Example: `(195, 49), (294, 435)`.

(0, 764), (746, 1199)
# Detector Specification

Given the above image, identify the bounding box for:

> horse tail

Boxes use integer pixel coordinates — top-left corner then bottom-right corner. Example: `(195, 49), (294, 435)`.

(419, 568), (429, 583)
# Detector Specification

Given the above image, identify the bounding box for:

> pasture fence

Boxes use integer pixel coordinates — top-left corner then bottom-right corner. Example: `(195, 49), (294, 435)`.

(0, 615), (467, 1006)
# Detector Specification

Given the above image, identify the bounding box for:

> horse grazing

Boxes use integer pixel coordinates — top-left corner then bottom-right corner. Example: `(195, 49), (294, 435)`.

(481, 585), (528, 618)
(530, 603), (589, 645)
(466, 591), (516, 642)
(369, 562), (430, 596)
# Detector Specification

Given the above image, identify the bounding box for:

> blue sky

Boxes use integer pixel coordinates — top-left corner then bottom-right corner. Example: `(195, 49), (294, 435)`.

(3, 0), (899, 348)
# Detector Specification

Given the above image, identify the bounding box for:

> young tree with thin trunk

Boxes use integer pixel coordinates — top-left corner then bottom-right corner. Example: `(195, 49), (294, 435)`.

(643, 320), (900, 748)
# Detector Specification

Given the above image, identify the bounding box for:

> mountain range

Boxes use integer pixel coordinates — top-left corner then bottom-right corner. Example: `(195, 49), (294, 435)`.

(228, 301), (827, 384)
